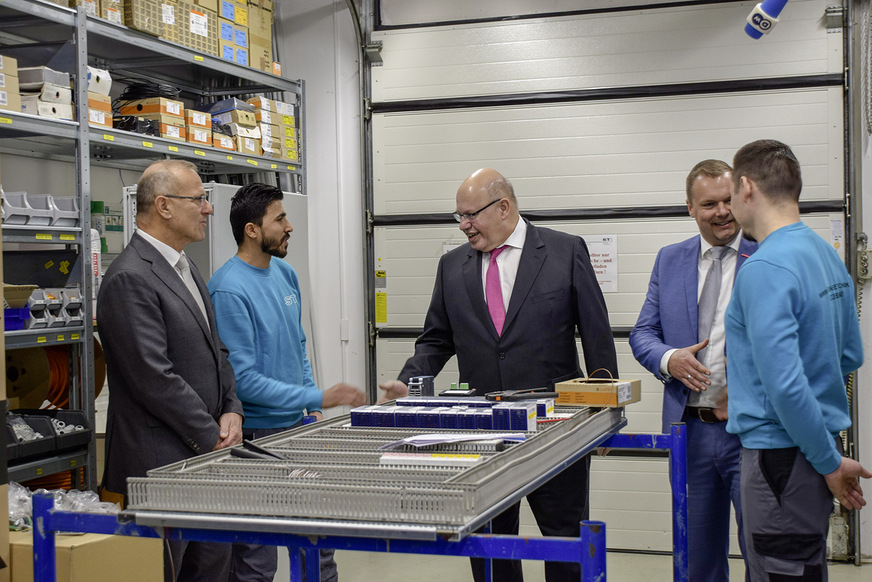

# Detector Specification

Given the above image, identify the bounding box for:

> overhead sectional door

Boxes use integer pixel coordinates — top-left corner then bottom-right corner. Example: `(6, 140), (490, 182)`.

(369, 0), (844, 551)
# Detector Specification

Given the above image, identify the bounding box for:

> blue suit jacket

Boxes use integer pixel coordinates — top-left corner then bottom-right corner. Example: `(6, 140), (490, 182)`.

(629, 235), (757, 433)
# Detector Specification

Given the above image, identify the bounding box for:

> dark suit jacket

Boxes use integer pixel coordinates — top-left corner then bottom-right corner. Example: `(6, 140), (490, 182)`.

(399, 220), (618, 393)
(629, 235), (757, 433)
(97, 232), (243, 495)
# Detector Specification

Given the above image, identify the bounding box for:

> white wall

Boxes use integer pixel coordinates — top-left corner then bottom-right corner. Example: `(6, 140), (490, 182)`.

(274, 1), (368, 409)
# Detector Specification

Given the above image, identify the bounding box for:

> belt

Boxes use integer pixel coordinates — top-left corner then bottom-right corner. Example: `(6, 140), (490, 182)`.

(683, 406), (723, 423)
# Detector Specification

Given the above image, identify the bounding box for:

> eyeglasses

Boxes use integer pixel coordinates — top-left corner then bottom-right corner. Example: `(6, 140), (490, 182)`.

(164, 194), (210, 206)
(453, 198), (502, 223)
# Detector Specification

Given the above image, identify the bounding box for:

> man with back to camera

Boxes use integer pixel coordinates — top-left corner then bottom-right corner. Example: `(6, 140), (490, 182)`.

(379, 168), (618, 582)
(208, 182), (405, 582)
(630, 159), (755, 581)
(725, 139), (871, 581)
(97, 159), (244, 582)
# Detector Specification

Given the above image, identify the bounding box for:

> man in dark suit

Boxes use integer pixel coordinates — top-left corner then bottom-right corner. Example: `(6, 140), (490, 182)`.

(380, 168), (618, 582)
(629, 160), (756, 582)
(97, 159), (244, 582)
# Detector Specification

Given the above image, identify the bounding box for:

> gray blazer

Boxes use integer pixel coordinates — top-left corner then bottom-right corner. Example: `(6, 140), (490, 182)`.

(97, 232), (243, 495)
(399, 220), (618, 394)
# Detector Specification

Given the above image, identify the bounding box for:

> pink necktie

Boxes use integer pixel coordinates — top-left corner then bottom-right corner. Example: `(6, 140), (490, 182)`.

(486, 245), (508, 335)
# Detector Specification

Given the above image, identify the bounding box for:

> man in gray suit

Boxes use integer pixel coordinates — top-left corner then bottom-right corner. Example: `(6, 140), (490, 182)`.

(97, 159), (244, 582)
(380, 168), (618, 582)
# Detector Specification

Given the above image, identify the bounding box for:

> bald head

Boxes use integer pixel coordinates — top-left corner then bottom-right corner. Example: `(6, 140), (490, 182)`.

(455, 168), (519, 252)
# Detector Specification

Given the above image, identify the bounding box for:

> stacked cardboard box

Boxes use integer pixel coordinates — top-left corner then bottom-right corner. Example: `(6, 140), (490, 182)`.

(218, 18), (248, 66)
(19, 66), (73, 121)
(85, 66), (113, 128)
(118, 96), (186, 141)
(71, 0), (99, 16)
(207, 98), (260, 154)
(124, 0), (163, 36)
(246, 97), (280, 157)
(0, 55), (21, 114)
(275, 99), (298, 161)
(185, 108), (212, 146)
(100, 0), (124, 24)
(157, 0), (180, 44)
(247, 0), (273, 73)
(176, 0), (218, 56)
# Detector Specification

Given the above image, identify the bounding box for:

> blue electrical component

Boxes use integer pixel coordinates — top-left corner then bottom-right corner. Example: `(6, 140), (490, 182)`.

(745, 0), (789, 39)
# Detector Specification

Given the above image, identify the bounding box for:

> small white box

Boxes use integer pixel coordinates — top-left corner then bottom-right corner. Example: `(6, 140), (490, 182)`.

(87, 66), (112, 96)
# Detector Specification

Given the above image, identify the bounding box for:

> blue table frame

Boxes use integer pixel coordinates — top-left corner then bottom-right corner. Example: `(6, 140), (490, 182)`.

(31, 423), (687, 582)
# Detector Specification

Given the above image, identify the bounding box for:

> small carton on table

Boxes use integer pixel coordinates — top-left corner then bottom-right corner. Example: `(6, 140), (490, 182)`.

(555, 373), (641, 408)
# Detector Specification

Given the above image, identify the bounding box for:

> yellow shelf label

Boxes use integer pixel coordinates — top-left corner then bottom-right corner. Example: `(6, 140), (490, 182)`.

(37, 337), (47, 344)
(142, 141), (153, 148)
(35, 233), (53, 240)
(288, 166), (297, 171)
(69, 459), (78, 467)
(103, 134), (115, 141)
(246, 159), (258, 166)
(194, 149), (206, 157)
(270, 163), (277, 169)
(226, 155), (234, 160)
(194, 55), (204, 62)
(35, 468), (44, 476)
(71, 333), (80, 340)
(168, 145), (179, 152)
(56, 335), (65, 342)
(59, 234), (75, 241)
(0, 117), (12, 125)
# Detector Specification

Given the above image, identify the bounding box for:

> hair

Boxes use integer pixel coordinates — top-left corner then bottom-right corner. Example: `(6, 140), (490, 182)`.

(732, 139), (802, 203)
(483, 172), (518, 206)
(229, 182), (284, 244)
(686, 159), (732, 202)
(136, 159), (198, 219)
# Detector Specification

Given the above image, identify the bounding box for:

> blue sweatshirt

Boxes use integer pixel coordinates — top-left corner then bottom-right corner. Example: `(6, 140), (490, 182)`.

(725, 222), (862, 475)
(208, 256), (322, 428)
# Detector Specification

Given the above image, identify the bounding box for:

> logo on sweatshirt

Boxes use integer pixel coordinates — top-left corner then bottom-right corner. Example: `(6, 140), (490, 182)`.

(285, 293), (298, 306)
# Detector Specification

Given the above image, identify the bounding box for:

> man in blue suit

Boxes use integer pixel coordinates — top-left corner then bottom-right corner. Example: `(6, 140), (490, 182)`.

(630, 159), (756, 582)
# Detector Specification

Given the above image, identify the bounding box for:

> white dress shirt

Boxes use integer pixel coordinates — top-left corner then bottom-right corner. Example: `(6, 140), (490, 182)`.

(481, 218), (528, 311)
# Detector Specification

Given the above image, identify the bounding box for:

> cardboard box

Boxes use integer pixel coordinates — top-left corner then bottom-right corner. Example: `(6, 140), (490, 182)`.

(124, 0), (163, 36)
(234, 24), (248, 48)
(0, 72), (20, 113)
(213, 133), (235, 150)
(20, 96), (73, 120)
(186, 125), (212, 145)
(86, 66), (112, 95)
(185, 108), (210, 128)
(17, 66), (70, 90)
(233, 0), (247, 25)
(235, 134), (259, 155)
(235, 46), (248, 66)
(246, 95), (274, 112)
(247, 0), (273, 11)
(100, 0), (124, 24)
(158, 122), (186, 141)
(257, 121), (278, 139)
(159, 0), (181, 44)
(177, 1), (218, 56)
(193, 0), (218, 11)
(219, 0), (235, 21)
(213, 109), (255, 127)
(282, 125), (297, 140)
(555, 377), (642, 407)
(220, 122), (259, 138)
(0, 55), (18, 75)
(118, 96), (184, 118)
(71, 0), (99, 16)
(23, 84), (72, 105)
(219, 17), (235, 44)
(8, 530), (163, 582)
(247, 3), (272, 72)
(282, 145), (299, 162)
(87, 92), (112, 127)
(274, 99), (294, 117)
(219, 37), (236, 62)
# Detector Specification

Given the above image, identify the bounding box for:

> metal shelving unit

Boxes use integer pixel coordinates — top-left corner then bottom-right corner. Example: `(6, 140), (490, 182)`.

(1, 0), (305, 490)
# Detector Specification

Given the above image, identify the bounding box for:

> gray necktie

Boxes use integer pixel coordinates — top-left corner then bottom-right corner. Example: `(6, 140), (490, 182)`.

(697, 246), (730, 364)
(176, 254), (210, 329)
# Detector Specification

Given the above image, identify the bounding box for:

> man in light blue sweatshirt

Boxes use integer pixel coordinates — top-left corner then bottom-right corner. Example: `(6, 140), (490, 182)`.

(725, 140), (870, 581)
(208, 182), (368, 582)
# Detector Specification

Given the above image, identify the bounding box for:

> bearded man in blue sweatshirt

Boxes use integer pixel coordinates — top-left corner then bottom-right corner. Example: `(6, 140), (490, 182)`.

(208, 182), (368, 582)
(725, 140), (870, 581)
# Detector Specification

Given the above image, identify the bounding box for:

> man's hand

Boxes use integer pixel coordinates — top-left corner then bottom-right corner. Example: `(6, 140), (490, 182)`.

(321, 382), (366, 409)
(377, 380), (409, 403)
(824, 458), (872, 510)
(213, 412), (243, 450)
(667, 339), (711, 392)
(308, 411), (324, 422)
(713, 390), (729, 421)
